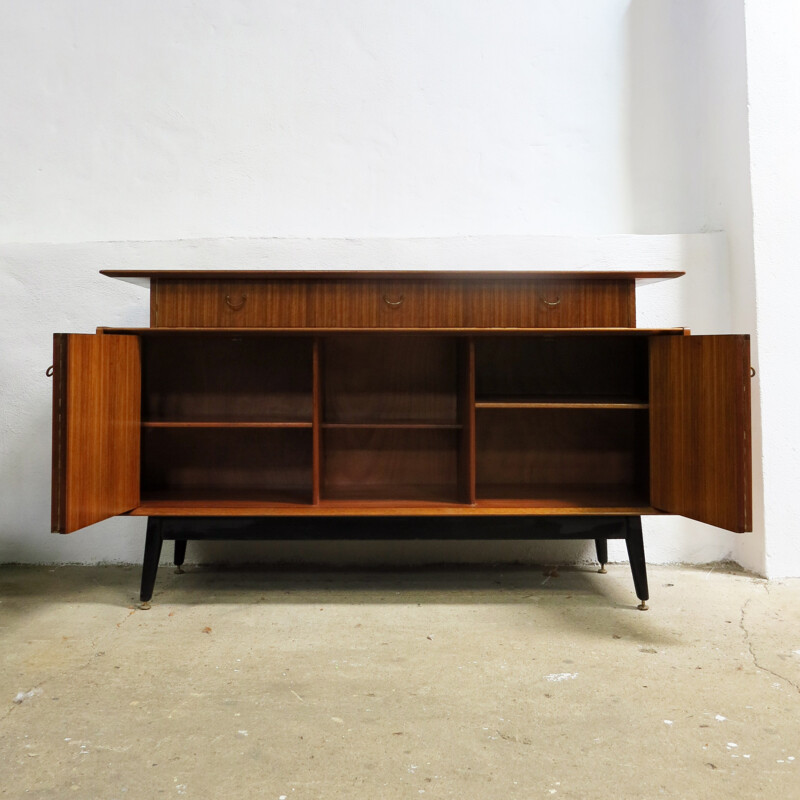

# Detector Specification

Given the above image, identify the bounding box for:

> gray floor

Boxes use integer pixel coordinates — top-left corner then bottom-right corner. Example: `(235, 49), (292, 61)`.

(1, 563), (799, 799)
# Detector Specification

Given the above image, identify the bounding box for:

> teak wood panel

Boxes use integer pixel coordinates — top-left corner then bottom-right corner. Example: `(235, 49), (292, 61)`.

(474, 335), (649, 402)
(463, 279), (634, 328)
(322, 335), (459, 424)
(141, 427), (313, 502)
(152, 277), (634, 329)
(475, 408), (647, 495)
(649, 335), (752, 532)
(51, 334), (141, 533)
(141, 335), (313, 422)
(321, 428), (460, 503)
(153, 280), (311, 327)
(311, 280), (465, 327)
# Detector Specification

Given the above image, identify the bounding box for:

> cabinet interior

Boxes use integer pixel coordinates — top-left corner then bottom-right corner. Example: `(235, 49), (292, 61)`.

(137, 332), (653, 512)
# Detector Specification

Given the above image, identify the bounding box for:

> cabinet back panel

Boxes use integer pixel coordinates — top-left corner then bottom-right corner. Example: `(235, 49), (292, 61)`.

(142, 336), (313, 422)
(323, 335), (458, 424)
(322, 429), (459, 501)
(141, 428), (312, 498)
(475, 336), (648, 401)
(476, 408), (647, 490)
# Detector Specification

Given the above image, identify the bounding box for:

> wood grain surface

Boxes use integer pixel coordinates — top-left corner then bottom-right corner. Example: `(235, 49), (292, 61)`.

(52, 334), (141, 533)
(152, 277), (634, 328)
(650, 334), (752, 532)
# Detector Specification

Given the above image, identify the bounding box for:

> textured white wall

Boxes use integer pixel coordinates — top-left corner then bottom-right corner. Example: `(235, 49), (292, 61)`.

(0, 0), (773, 571)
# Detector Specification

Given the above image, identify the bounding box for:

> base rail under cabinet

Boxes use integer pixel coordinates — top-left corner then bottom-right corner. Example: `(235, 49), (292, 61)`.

(138, 515), (650, 611)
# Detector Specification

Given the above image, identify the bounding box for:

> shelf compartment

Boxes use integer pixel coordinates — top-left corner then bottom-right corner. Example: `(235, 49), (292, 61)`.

(322, 335), (459, 424)
(321, 428), (461, 503)
(474, 335), (649, 405)
(475, 408), (649, 509)
(141, 427), (313, 505)
(142, 335), (313, 423)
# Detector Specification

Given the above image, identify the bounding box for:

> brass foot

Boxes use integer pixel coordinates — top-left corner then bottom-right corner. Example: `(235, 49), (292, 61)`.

(637, 601), (649, 611)
(174, 567), (184, 575)
(598, 565), (607, 574)
(138, 601), (151, 611)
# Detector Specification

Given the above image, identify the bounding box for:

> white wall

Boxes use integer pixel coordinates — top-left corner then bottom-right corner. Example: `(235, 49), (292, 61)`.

(743, 1), (800, 578)
(0, 0), (780, 572)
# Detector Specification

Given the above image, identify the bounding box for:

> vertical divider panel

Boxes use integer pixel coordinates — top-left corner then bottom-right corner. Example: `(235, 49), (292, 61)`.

(312, 337), (322, 504)
(458, 337), (476, 504)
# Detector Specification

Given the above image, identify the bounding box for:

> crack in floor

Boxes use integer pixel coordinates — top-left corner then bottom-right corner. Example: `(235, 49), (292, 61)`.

(740, 595), (800, 696)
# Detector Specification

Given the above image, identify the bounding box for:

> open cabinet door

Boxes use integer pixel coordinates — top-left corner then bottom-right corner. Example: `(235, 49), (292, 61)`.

(52, 334), (141, 533)
(650, 335), (752, 532)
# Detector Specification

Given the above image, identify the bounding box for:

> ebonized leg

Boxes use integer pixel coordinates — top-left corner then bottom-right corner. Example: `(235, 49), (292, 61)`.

(595, 538), (608, 573)
(140, 517), (163, 606)
(173, 539), (187, 574)
(625, 516), (649, 610)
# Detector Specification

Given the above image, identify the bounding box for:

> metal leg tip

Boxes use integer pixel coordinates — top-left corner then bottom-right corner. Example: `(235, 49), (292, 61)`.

(598, 565), (607, 574)
(174, 567), (184, 575)
(637, 601), (649, 611)
(137, 601), (151, 610)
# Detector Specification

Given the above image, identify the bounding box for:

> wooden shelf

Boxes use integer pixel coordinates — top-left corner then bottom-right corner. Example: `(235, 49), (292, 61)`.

(475, 484), (651, 513)
(475, 397), (648, 410)
(142, 421), (313, 428)
(321, 422), (462, 430)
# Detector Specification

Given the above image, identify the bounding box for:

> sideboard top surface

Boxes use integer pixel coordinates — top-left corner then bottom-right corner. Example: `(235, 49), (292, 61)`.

(102, 269), (684, 288)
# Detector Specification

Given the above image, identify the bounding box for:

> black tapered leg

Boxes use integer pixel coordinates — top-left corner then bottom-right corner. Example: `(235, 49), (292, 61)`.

(595, 538), (608, 573)
(625, 516), (649, 610)
(173, 539), (187, 573)
(140, 517), (164, 604)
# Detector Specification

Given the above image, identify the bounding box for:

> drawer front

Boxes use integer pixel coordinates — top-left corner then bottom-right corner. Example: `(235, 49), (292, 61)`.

(463, 279), (634, 328)
(312, 280), (464, 328)
(154, 280), (311, 327)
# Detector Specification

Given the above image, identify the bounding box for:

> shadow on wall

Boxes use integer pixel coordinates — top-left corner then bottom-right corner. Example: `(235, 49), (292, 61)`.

(626, 0), (706, 235)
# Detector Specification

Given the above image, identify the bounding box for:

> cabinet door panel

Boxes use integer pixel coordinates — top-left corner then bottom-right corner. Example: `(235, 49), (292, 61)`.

(52, 334), (141, 533)
(650, 335), (751, 532)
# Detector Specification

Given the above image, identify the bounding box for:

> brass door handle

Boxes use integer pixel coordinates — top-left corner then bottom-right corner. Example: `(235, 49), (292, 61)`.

(225, 294), (247, 311)
(383, 294), (405, 308)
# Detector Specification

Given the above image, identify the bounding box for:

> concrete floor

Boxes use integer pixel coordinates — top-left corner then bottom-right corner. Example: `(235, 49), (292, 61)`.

(1, 563), (799, 799)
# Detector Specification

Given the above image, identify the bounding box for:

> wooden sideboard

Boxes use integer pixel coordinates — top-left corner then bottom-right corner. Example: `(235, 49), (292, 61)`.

(51, 271), (752, 609)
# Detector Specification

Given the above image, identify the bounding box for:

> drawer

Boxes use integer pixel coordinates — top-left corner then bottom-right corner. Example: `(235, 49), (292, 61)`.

(463, 279), (634, 328)
(153, 280), (311, 327)
(311, 280), (464, 328)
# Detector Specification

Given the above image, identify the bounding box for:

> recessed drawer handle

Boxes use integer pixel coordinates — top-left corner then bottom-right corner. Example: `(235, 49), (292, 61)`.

(225, 294), (247, 311)
(383, 294), (405, 308)
(542, 295), (561, 307)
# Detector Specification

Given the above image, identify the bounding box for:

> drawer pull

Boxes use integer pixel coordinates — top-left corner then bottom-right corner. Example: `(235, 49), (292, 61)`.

(46, 365), (54, 377)
(225, 294), (247, 311)
(383, 294), (405, 308)
(542, 295), (561, 308)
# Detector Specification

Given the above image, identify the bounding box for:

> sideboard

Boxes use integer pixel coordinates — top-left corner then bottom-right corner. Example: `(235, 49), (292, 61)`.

(50, 270), (752, 609)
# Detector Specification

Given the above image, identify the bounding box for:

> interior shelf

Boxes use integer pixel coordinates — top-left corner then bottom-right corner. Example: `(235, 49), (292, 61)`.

(474, 484), (651, 511)
(321, 422), (463, 430)
(142, 421), (312, 428)
(475, 397), (648, 409)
